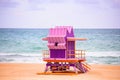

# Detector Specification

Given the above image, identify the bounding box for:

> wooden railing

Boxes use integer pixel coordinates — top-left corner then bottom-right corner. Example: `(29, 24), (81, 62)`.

(43, 50), (50, 58)
(43, 50), (85, 59)
(66, 50), (85, 59)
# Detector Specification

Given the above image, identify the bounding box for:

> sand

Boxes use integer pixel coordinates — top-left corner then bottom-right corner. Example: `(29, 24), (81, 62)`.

(0, 63), (120, 80)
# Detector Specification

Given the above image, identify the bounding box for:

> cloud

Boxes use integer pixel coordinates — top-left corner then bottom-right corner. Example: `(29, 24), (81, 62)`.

(100, 0), (120, 10)
(0, 0), (45, 11)
(0, 0), (105, 11)
(27, 0), (67, 11)
(111, 0), (120, 9)
(74, 0), (99, 4)
(29, 0), (65, 4)
(0, 0), (18, 8)
(0, 0), (120, 28)
(0, 0), (120, 10)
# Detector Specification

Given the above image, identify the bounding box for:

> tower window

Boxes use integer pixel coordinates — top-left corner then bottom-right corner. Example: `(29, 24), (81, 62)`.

(55, 42), (58, 46)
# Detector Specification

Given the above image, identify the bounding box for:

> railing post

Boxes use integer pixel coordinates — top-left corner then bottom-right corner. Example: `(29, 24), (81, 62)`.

(43, 50), (50, 59)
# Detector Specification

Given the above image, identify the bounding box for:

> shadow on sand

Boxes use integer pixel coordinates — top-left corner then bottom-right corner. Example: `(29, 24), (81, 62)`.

(37, 71), (84, 75)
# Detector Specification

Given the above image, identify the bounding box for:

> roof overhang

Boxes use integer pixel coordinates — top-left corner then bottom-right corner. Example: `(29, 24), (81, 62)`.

(42, 37), (87, 41)
(42, 37), (48, 41)
(67, 37), (87, 41)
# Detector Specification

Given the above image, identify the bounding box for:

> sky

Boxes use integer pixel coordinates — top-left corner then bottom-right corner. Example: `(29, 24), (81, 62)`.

(0, 0), (120, 29)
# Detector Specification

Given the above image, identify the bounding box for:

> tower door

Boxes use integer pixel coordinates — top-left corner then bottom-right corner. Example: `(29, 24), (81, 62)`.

(67, 41), (75, 58)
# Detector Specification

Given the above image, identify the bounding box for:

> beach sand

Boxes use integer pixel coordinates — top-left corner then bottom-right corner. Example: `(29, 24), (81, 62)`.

(0, 63), (120, 80)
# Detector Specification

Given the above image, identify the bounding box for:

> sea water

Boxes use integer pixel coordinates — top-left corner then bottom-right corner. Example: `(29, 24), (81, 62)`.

(0, 28), (120, 64)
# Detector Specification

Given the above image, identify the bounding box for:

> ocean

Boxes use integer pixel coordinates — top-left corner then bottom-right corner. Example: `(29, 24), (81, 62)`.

(0, 28), (120, 64)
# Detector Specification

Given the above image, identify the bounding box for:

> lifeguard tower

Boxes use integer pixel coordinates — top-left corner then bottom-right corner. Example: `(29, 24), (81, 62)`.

(42, 26), (90, 73)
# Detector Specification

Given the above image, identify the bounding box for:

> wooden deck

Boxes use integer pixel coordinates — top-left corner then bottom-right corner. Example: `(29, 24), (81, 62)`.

(43, 58), (86, 62)
(43, 50), (86, 62)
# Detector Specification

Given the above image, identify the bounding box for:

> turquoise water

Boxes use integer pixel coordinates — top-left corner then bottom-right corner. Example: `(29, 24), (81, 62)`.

(0, 29), (48, 53)
(75, 29), (120, 51)
(0, 28), (120, 64)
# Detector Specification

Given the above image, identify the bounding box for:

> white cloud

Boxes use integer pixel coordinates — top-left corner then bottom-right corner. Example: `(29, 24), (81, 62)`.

(0, 0), (120, 28)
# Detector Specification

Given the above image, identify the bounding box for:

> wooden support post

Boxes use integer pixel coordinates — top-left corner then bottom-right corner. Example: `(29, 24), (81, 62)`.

(44, 65), (49, 73)
(73, 66), (78, 74)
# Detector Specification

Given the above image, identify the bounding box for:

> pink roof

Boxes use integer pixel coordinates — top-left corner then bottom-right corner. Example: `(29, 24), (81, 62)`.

(48, 26), (73, 37)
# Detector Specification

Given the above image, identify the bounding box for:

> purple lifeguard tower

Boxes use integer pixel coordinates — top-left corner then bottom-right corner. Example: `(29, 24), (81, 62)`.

(42, 26), (90, 73)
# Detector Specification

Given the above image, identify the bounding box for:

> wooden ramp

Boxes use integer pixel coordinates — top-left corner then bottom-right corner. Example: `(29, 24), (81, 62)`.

(75, 62), (91, 73)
